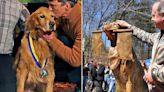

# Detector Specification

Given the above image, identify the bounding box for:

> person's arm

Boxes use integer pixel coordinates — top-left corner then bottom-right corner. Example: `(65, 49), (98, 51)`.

(49, 33), (81, 67)
(130, 26), (157, 45)
(44, 20), (81, 67)
(114, 20), (157, 45)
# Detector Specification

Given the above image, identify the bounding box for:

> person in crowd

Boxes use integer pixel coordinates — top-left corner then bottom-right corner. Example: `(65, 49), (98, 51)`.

(104, 65), (110, 91)
(94, 63), (105, 92)
(83, 64), (89, 91)
(108, 70), (115, 92)
(88, 60), (94, 71)
(88, 61), (97, 92)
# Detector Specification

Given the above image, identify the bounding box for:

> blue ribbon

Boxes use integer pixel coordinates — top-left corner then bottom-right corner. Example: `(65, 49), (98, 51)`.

(27, 32), (48, 69)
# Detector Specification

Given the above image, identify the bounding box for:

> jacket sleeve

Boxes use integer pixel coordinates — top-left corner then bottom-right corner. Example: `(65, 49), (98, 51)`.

(49, 20), (81, 67)
(151, 47), (164, 83)
(131, 26), (157, 45)
(151, 63), (164, 83)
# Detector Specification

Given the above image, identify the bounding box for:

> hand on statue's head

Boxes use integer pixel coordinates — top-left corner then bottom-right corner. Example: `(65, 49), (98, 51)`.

(114, 20), (131, 28)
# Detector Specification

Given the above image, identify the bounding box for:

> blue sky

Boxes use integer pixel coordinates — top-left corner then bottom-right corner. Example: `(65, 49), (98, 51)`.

(102, 32), (111, 48)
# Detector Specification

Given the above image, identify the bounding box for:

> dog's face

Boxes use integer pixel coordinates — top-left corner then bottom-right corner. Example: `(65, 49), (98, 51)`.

(26, 7), (56, 35)
(102, 23), (119, 47)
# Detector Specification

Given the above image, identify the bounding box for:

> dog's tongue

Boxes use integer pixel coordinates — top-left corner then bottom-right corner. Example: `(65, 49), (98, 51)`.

(36, 27), (52, 36)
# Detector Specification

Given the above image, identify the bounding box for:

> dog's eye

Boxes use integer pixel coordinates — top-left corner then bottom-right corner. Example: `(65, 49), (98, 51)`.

(51, 15), (54, 18)
(40, 15), (45, 18)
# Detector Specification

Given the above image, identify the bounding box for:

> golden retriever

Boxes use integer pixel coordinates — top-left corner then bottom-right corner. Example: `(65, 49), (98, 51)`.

(14, 7), (56, 92)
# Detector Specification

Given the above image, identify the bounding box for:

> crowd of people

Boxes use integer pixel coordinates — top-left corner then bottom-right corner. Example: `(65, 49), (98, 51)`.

(83, 61), (116, 92)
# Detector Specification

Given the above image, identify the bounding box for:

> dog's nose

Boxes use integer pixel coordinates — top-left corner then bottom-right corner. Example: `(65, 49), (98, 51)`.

(49, 22), (54, 31)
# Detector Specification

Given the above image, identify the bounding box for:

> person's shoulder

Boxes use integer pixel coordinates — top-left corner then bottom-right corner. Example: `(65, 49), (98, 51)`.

(77, 2), (81, 6)
(14, 0), (23, 6)
(21, 5), (30, 16)
(72, 2), (81, 11)
(10, 0), (27, 11)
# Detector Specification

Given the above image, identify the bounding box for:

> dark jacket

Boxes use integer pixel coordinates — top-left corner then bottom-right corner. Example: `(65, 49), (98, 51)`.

(96, 64), (105, 81)
(90, 65), (97, 81)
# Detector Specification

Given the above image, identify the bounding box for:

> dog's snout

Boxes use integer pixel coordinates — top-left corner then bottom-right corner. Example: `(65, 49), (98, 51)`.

(49, 22), (54, 26)
(49, 21), (55, 31)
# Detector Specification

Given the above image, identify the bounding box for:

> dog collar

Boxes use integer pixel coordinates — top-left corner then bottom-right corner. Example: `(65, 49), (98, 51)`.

(27, 32), (48, 77)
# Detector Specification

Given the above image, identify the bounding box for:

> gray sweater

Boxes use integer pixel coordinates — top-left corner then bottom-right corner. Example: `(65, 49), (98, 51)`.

(131, 26), (164, 84)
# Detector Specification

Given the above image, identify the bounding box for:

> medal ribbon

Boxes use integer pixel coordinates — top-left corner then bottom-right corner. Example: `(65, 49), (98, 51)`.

(27, 32), (48, 69)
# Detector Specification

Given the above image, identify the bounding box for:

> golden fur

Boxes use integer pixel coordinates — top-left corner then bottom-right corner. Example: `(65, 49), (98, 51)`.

(14, 7), (56, 92)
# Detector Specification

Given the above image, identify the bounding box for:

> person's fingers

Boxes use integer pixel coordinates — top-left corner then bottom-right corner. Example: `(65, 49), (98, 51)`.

(143, 75), (152, 84)
(43, 35), (48, 41)
(147, 79), (153, 84)
(112, 22), (116, 24)
(51, 32), (56, 36)
(116, 20), (122, 22)
(43, 32), (57, 42)
(115, 20), (124, 26)
(43, 35), (46, 38)
(113, 22), (118, 25)
(148, 81), (153, 84)
(113, 22), (119, 27)
(116, 20), (124, 23)
(143, 75), (148, 82)
(143, 75), (145, 79)
(43, 35), (51, 41)
(144, 77), (149, 83)
(143, 76), (146, 81)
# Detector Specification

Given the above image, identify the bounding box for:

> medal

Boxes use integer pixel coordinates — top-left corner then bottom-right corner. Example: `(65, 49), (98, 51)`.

(28, 33), (49, 78)
(40, 68), (48, 78)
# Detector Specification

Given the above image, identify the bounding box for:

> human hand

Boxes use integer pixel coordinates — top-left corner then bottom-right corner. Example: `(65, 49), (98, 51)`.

(102, 22), (119, 31)
(43, 32), (56, 43)
(114, 20), (131, 28)
(143, 71), (154, 84)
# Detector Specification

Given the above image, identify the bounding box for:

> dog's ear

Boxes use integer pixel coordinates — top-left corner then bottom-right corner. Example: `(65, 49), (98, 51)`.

(25, 14), (33, 31)
(25, 13), (37, 31)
